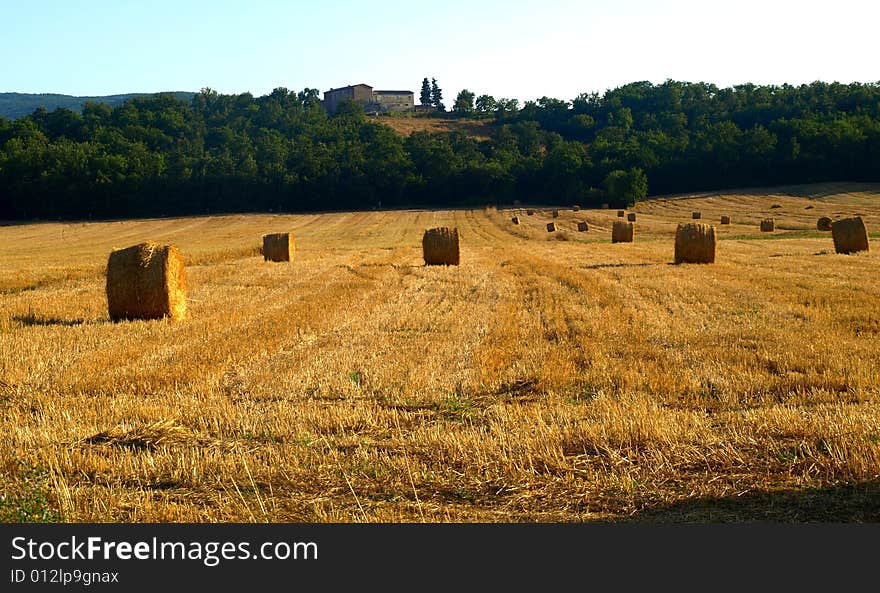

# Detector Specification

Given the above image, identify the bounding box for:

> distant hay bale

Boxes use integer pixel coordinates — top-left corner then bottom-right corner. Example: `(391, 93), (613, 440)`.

(617, 210), (625, 217)
(511, 216), (520, 225)
(422, 227), (460, 265)
(546, 222), (557, 232)
(831, 217), (869, 254)
(601, 203), (609, 209)
(720, 215), (730, 225)
(612, 220), (633, 243)
(692, 211), (701, 219)
(106, 242), (187, 322)
(527, 209), (535, 215)
(674, 223), (716, 264)
(262, 232), (295, 262)
(552, 209), (559, 218)
(577, 221), (588, 232)
(817, 217), (832, 231)
(770, 204), (782, 209)
(760, 219), (775, 232)
(573, 205), (581, 211)
(627, 212), (636, 222)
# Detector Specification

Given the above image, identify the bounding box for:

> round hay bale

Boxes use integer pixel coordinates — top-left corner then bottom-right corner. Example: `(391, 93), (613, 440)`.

(627, 212), (636, 222)
(262, 232), (295, 262)
(526, 209), (535, 215)
(617, 210), (625, 217)
(577, 221), (588, 232)
(612, 220), (633, 243)
(692, 211), (702, 219)
(546, 222), (557, 232)
(511, 216), (520, 225)
(720, 215), (730, 225)
(817, 217), (832, 231)
(674, 223), (716, 264)
(422, 227), (460, 265)
(106, 242), (187, 322)
(831, 217), (869, 254)
(760, 219), (775, 232)
(552, 209), (559, 218)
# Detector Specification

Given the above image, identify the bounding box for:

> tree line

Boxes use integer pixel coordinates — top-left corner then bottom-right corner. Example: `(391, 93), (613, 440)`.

(1, 80), (878, 220)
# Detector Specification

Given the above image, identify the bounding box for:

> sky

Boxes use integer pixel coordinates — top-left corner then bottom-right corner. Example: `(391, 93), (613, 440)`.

(2, 0), (878, 103)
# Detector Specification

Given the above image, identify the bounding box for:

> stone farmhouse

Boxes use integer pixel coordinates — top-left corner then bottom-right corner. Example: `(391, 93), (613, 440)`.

(322, 84), (414, 114)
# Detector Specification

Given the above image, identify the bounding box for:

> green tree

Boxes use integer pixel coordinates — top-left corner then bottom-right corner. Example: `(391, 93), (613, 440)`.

(602, 167), (647, 207)
(335, 99), (365, 118)
(475, 95), (496, 114)
(420, 78), (432, 106)
(495, 98), (520, 120)
(297, 88), (321, 110)
(453, 90), (475, 117)
(430, 78), (445, 112)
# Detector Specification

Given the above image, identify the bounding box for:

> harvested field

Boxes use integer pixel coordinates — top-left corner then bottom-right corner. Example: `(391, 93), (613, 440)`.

(1, 183), (880, 523)
(376, 116), (493, 141)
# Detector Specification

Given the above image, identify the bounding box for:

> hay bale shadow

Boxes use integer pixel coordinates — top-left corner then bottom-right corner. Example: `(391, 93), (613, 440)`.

(581, 263), (656, 270)
(618, 481), (880, 523)
(13, 314), (87, 327)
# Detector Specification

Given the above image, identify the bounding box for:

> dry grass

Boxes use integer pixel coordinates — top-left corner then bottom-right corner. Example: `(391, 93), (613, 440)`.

(376, 116), (493, 141)
(1, 183), (880, 523)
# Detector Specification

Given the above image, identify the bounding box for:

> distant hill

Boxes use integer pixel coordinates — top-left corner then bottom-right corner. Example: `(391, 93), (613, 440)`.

(0, 91), (196, 119)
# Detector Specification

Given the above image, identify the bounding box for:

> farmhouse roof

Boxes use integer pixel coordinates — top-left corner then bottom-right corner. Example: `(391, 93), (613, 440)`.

(374, 90), (414, 95)
(325, 84), (373, 93)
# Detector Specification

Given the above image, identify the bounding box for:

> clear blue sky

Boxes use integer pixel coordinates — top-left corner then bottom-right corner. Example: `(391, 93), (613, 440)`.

(2, 0), (877, 102)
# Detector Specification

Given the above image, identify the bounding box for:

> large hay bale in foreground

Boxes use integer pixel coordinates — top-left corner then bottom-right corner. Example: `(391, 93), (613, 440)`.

(817, 217), (832, 231)
(612, 220), (633, 243)
(422, 227), (460, 265)
(577, 221), (588, 232)
(831, 217), (869, 254)
(627, 212), (637, 222)
(617, 210), (625, 217)
(692, 211), (701, 219)
(262, 232), (295, 262)
(674, 223), (716, 264)
(546, 222), (557, 232)
(106, 242), (187, 322)
(552, 209), (559, 218)
(760, 219), (775, 232)
(720, 215), (730, 225)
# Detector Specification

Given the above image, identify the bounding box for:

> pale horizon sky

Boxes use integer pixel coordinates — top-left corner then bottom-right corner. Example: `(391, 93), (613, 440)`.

(2, 0), (878, 104)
